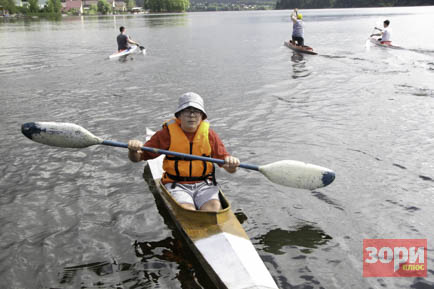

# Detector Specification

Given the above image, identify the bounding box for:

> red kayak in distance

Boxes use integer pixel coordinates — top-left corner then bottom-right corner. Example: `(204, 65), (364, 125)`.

(369, 37), (402, 50)
(284, 40), (318, 55)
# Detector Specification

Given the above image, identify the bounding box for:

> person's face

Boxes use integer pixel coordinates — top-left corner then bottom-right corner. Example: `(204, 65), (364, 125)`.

(383, 23), (387, 28)
(179, 107), (203, 133)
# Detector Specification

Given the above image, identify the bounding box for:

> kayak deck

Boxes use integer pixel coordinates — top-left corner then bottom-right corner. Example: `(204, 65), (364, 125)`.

(284, 41), (317, 55)
(144, 128), (279, 289)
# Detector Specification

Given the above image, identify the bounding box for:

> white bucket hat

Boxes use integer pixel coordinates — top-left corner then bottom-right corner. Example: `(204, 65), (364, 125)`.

(175, 92), (207, 119)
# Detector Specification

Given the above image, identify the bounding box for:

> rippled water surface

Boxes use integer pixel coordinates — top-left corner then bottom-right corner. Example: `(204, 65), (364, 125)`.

(1, 7), (434, 289)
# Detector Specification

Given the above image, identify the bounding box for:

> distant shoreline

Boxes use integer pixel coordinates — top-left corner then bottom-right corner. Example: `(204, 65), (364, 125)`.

(2, 5), (433, 20)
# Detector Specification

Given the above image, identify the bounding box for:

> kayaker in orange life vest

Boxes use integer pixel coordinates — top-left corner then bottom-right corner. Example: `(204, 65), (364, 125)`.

(127, 92), (240, 211)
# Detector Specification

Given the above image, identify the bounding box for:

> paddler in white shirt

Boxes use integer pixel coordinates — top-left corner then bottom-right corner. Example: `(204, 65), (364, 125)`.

(371, 20), (392, 45)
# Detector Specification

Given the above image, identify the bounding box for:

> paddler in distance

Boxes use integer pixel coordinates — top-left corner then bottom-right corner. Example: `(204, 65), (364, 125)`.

(128, 92), (240, 212)
(117, 26), (139, 52)
(290, 8), (304, 47)
(371, 20), (392, 45)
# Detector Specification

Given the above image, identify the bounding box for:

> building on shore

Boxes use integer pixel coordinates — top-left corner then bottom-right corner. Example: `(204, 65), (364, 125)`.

(11, 0), (47, 8)
(80, 0), (126, 12)
(62, 0), (83, 13)
(130, 6), (143, 13)
(59, 0), (127, 13)
(6, 0), (127, 13)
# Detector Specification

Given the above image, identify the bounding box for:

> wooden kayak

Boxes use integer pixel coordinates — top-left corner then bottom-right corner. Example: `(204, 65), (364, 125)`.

(369, 37), (402, 49)
(284, 40), (317, 55)
(144, 128), (279, 289)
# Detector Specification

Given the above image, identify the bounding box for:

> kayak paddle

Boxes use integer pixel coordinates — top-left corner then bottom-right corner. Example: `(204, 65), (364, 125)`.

(136, 44), (146, 54)
(21, 122), (335, 190)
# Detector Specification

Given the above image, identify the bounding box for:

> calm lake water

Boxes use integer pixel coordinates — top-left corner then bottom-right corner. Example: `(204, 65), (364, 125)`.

(1, 7), (434, 289)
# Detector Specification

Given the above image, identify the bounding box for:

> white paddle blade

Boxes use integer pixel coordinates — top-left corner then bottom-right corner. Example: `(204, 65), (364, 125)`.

(259, 160), (335, 190)
(22, 122), (103, 148)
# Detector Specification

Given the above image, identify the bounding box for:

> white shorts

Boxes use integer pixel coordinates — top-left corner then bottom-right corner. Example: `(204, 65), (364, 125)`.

(164, 181), (219, 209)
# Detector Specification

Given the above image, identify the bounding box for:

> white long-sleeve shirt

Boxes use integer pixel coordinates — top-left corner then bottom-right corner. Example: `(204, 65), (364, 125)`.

(382, 28), (391, 41)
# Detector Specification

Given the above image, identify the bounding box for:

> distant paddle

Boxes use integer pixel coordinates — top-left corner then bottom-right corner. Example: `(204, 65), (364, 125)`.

(21, 122), (335, 190)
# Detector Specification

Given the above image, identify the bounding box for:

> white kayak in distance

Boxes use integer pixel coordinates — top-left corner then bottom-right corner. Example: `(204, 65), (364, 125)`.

(109, 45), (145, 60)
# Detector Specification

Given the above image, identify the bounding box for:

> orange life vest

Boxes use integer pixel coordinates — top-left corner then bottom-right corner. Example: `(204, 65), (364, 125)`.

(162, 118), (215, 185)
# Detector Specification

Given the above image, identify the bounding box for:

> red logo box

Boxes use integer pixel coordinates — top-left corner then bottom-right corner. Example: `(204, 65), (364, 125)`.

(363, 239), (427, 277)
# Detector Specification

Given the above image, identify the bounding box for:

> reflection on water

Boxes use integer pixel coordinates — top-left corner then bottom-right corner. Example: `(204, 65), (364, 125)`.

(144, 13), (189, 27)
(59, 235), (207, 289)
(60, 261), (119, 287)
(116, 54), (142, 63)
(135, 238), (208, 289)
(142, 165), (212, 288)
(257, 225), (332, 255)
(289, 51), (311, 79)
(310, 191), (344, 211)
(234, 210), (248, 225)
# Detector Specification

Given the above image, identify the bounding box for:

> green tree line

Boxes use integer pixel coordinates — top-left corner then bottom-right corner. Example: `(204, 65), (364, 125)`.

(1, 0), (62, 15)
(276, 0), (434, 9)
(143, 0), (190, 12)
(0, 0), (18, 14)
(0, 0), (140, 16)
